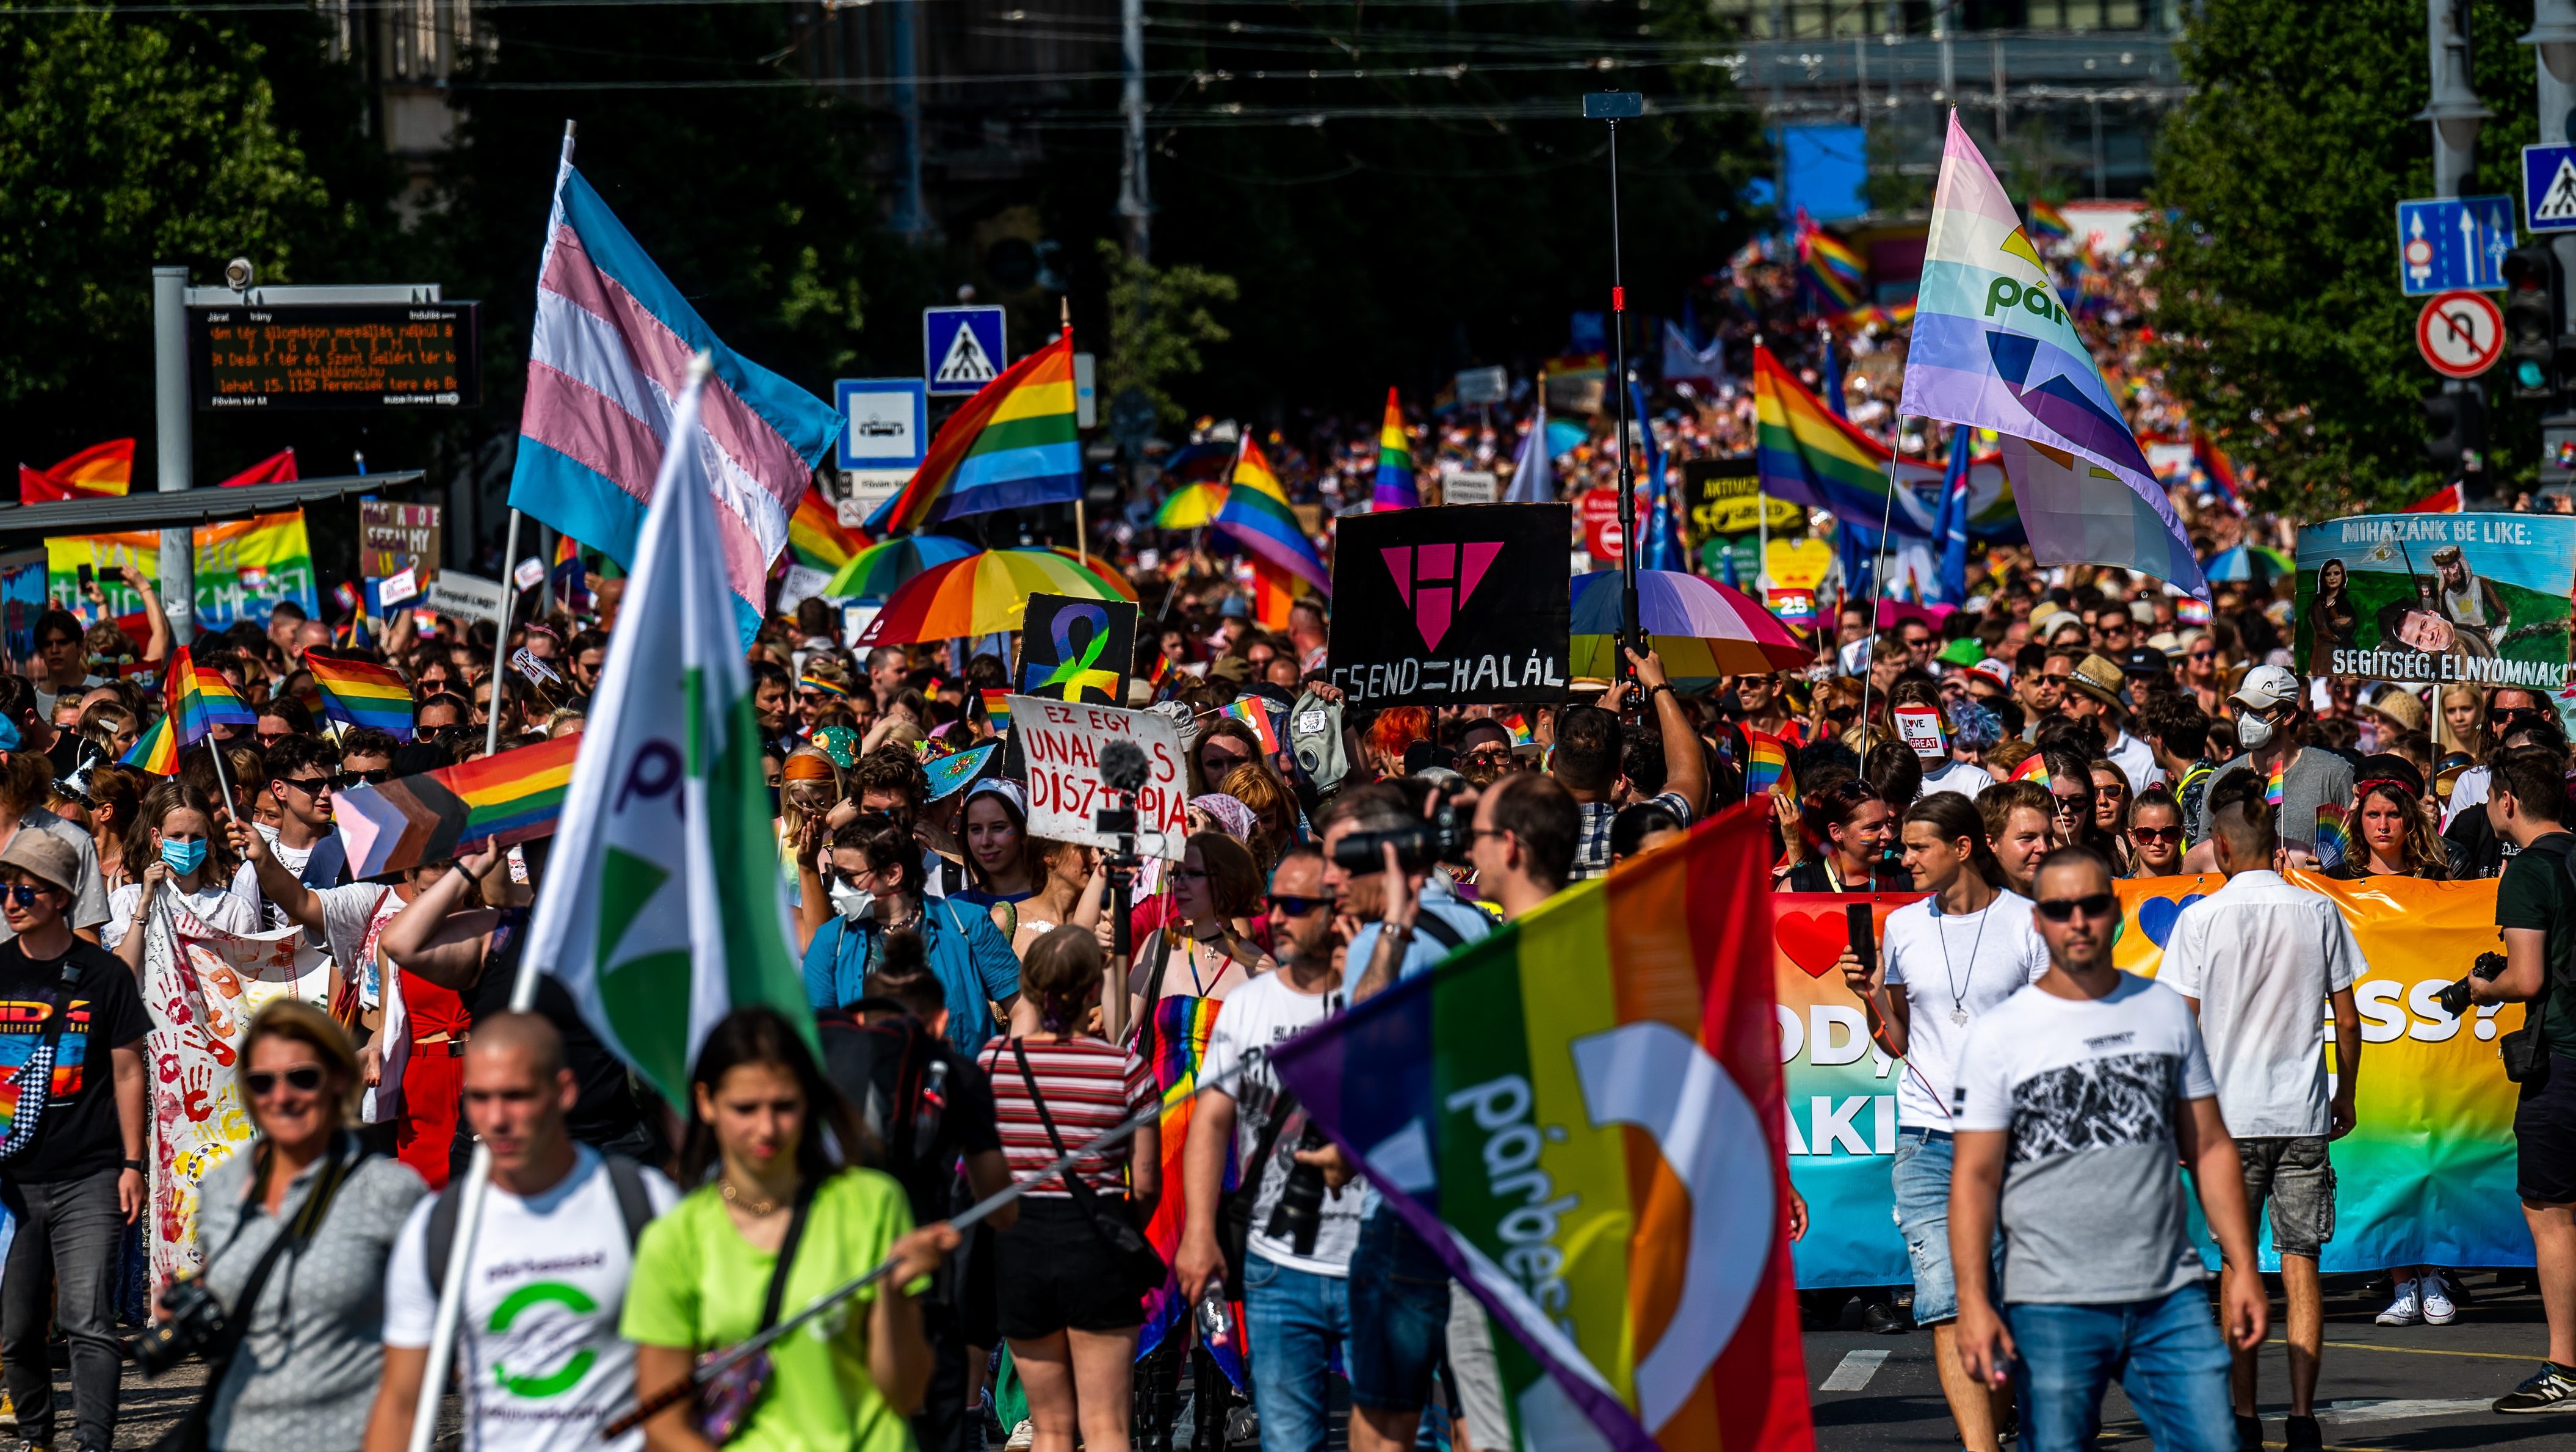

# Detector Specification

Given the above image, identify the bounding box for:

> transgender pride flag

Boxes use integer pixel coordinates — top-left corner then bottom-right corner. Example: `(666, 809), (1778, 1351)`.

(1897, 111), (2206, 599)
(508, 139), (842, 634)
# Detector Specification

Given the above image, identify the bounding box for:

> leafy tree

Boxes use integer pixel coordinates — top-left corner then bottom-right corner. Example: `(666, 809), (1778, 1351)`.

(2147, 0), (2539, 511)
(1099, 241), (1239, 426)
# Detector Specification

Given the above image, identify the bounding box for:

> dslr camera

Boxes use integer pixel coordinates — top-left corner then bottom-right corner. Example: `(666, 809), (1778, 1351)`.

(1328, 794), (1471, 873)
(131, 1272), (227, 1378)
(2435, 951), (2508, 1020)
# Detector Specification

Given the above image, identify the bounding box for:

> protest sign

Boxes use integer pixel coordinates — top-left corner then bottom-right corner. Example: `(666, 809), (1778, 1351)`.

(47, 510), (319, 637)
(1682, 456), (1803, 543)
(0, 549), (44, 664)
(358, 500), (442, 585)
(1326, 503), (1571, 708)
(1784, 873), (2531, 1289)
(2295, 512), (2576, 689)
(143, 906), (336, 1288)
(423, 570), (507, 625)
(1015, 592), (1136, 705)
(1578, 487), (1624, 563)
(1440, 469), (1497, 506)
(1011, 695), (1188, 860)
(1765, 537), (1833, 592)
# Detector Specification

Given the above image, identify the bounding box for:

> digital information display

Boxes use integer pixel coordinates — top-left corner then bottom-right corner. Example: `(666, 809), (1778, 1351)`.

(189, 302), (482, 410)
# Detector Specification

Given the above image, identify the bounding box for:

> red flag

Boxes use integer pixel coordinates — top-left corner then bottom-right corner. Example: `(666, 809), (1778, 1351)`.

(18, 438), (135, 502)
(2401, 482), (2462, 514)
(215, 448), (298, 488)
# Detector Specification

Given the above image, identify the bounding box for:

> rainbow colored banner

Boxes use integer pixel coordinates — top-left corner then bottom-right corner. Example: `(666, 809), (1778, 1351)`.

(1274, 807), (1810, 1451)
(1134, 995), (1248, 1386)
(1779, 873), (2531, 1288)
(46, 510), (319, 637)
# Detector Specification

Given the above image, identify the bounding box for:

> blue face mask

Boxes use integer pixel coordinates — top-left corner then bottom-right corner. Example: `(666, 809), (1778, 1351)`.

(161, 839), (208, 876)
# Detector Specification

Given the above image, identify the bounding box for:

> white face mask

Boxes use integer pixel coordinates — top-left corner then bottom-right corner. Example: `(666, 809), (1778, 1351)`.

(2237, 708), (2276, 752)
(828, 878), (873, 920)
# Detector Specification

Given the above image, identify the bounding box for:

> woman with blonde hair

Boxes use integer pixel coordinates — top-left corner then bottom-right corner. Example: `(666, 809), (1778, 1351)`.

(107, 778), (250, 965)
(1217, 761), (1298, 874)
(2436, 683), (2489, 763)
(187, 1001), (425, 1452)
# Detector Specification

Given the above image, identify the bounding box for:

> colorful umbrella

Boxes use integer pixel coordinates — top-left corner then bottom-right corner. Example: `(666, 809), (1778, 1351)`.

(1047, 548), (1140, 601)
(1568, 569), (1812, 684)
(2202, 543), (2294, 584)
(820, 534), (979, 600)
(1154, 483), (1229, 529)
(855, 548), (1132, 644)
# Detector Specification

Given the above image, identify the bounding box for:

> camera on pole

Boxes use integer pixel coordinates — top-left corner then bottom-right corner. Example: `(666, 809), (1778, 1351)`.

(2503, 242), (2564, 398)
(1093, 740), (1149, 1039)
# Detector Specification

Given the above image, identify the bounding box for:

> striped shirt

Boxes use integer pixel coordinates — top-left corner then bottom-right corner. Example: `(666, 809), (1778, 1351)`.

(978, 1036), (1157, 1197)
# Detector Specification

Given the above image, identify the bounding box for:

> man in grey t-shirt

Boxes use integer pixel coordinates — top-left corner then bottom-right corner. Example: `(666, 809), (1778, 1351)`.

(1949, 846), (2268, 1452)
(2198, 664), (2353, 863)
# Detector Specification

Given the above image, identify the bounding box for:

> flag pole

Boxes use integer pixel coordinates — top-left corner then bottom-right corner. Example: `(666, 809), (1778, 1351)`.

(405, 115), (573, 1452)
(1855, 415), (1903, 741)
(1062, 301), (1086, 576)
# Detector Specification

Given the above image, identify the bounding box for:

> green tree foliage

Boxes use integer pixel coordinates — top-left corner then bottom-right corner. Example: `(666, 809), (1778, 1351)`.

(1099, 241), (1239, 425)
(2147, 0), (2538, 511)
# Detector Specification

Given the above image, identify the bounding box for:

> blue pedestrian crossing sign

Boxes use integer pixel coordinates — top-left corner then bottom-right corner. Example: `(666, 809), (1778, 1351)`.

(2528, 144), (2576, 233)
(2397, 195), (2516, 295)
(923, 306), (1007, 396)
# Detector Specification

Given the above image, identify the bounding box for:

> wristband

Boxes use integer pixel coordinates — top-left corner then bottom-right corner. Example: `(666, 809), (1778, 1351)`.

(457, 862), (487, 887)
(121, 1158), (143, 1172)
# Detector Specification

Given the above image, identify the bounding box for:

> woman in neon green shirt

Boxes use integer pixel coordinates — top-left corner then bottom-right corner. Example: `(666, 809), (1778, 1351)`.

(623, 1007), (955, 1452)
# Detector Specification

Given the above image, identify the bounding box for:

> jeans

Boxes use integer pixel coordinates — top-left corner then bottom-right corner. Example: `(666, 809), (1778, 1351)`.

(1345, 1205), (1453, 1413)
(1, 1169), (127, 1451)
(2006, 1283), (2237, 1452)
(1239, 1252), (1351, 1452)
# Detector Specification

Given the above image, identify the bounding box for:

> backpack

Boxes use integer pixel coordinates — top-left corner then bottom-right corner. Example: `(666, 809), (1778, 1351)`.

(423, 1152), (656, 1296)
(817, 1009), (952, 1177)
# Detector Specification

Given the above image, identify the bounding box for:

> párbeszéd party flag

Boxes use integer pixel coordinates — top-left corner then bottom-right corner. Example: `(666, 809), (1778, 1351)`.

(1897, 111), (2207, 598)
(1374, 387), (1419, 510)
(526, 358), (811, 1105)
(1212, 437), (1329, 594)
(867, 330), (1082, 533)
(507, 149), (843, 640)
(302, 649), (418, 741)
(1269, 806), (1810, 1452)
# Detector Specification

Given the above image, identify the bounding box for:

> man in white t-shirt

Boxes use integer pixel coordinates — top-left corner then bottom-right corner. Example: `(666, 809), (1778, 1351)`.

(1178, 846), (1359, 1452)
(231, 736), (347, 932)
(363, 1015), (678, 1452)
(2160, 773), (2362, 1452)
(1950, 846), (2267, 1452)
(1839, 794), (2046, 1452)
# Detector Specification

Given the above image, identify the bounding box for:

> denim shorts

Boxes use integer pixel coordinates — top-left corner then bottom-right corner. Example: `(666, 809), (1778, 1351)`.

(2235, 1136), (2335, 1260)
(1894, 1127), (1995, 1326)
(1346, 1205), (1452, 1412)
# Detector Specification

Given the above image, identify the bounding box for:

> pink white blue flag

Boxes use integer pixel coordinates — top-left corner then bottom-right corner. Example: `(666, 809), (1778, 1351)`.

(1897, 111), (2207, 599)
(507, 142), (842, 636)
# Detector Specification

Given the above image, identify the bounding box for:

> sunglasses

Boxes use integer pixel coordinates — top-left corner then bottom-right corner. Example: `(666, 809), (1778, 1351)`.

(2034, 892), (2119, 923)
(341, 768), (394, 788)
(1267, 893), (1328, 917)
(278, 775), (334, 796)
(245, 1064), (326, 1097)
(2050, 794), (2093, 814)
(2, 884), (45, 908)
(2131, 826), (2181, 843)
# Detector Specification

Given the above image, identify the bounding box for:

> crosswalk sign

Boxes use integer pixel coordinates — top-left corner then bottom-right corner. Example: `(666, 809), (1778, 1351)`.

(2528, 143), (2576, 233)
(924, 306), (1008, 395)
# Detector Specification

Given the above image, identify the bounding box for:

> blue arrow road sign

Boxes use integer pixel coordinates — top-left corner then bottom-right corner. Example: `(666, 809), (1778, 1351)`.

(2397, 195), (2516, 295)
(2528, 144), (2576, 232)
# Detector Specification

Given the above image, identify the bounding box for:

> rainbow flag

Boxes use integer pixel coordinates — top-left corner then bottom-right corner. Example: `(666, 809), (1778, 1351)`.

(2191, 427), (2246, 515)
(164, 647), (255, 750)
(303, 649), (417, 740)
(2026, 200), (2071, 241)
(1500, 713), (1532, 747)
(552, 532), (592, 607)
(787, 488), (867, 571)
(2266, 758), (2285, 809)
(18, 438), (133, 504)
(1373, 387), (1418, 510)
(1796, 212), (1867, 309)
(2008, 753), (2050, 787)
(120, 712), (178, 775)
(1225, 696), (1282, 755)
(1249, 558), (1296, 631)
(1135, 995), (1248, 1386)
(1271, 807), (1812, 1451)
(980, 689), (1011, 733)
(1744, 727), (1790, 797)
(1213, 438), (1329, 594)
(2314, 800), (2353, 872)
(867, 331), (1081, 532)
(1753, 344), (1911, 529)
(331, 734), (581, 878)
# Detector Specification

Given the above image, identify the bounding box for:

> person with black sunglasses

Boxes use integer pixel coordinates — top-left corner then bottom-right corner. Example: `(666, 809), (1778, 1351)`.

(235, 735), (348, 934)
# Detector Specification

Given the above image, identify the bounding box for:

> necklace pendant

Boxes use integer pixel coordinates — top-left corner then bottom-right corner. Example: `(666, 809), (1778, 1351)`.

(1950, 1007), (1969, 1026)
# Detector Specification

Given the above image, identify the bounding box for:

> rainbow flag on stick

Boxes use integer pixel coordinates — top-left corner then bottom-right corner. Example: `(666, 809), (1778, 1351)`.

(1225, 697), (1282, 755)
(1213, 437), (1329, 595)
(980, 689), (1011, 733)
(303, 650), (417, 741)
(19, 438), (133, 504)
(1795, 212), (1867, 309)
(1270, 807), (1812, 1451)
(1136, 996), (1248, 1386)
(867, 331), (1082, 532)
(164, 647), (255, 749)
(2007, 753), (2050, 787)
(120, 713), (178, 775)
(330, 734), (581, 879)
(1743, 728), (1790, 798)
(1373, 388), (1418, 510)
(2266, 758), (2286, 809)
(787, 488), (867, 571)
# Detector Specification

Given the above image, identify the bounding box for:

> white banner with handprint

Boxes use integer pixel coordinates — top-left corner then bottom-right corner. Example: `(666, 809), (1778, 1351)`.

(140, 901), (337, 1290)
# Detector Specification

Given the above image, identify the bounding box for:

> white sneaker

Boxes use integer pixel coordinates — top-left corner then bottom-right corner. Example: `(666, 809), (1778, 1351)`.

(1002, 1421), (1035, 1452)
(2420, 1277), (2458, 1325)
(2376, 1277), (2423, 1326)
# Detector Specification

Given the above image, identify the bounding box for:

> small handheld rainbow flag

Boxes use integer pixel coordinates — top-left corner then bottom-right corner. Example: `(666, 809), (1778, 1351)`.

(1795, 211), (1867, 309)
(331, 734), (580, 878)
(303, 649), (416, 741)
(2265, 758), (2285, 809)
(2008, 753), (2050, 787)
(120, 712), (178, 775)
(2314, 800), (2353, 871)
(787, 488), (867, 571)
(2026, 199), (2071, 241)
(1225, 697), (1282, 755)
(1744, 727), (1790, 797)
(163, 647), (255, 750)
(980, 689), (1012, 733)
(1500, 713), (1532, 747)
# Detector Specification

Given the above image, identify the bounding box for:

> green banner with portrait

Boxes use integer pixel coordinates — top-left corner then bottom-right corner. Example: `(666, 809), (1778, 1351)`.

(2295, 513), (2576, 690)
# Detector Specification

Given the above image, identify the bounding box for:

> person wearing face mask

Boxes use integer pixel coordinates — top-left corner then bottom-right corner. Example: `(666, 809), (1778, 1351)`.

(799, 816), (1021, 1058)
(2198, 666), (2353, 866)
(106, 779), (256, 970)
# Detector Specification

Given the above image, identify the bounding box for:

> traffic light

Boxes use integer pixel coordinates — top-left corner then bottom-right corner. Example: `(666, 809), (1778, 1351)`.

(2504, 242), (2565, 399)
(2424, 386), (2489, 477)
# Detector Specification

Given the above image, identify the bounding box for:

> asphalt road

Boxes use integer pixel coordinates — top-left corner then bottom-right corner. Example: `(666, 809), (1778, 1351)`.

(1808, 1272), (2576, 1451)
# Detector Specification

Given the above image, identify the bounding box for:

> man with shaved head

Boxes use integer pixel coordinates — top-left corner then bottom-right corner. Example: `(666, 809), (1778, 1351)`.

(363, 1014), (679, 1452)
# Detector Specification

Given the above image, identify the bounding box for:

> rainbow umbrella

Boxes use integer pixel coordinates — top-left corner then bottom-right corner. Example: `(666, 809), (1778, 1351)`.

(1047, 548), (1140, 601)
(1154, 483), (1229, 529)
(820, 533), (979, 600)
(1568, 569), (1812, 687)
(855, 548), (1131, 644)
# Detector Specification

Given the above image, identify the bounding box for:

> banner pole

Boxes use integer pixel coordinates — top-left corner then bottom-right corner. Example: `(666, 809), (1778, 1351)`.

(485, 509), (522, 760)
(1856, 416), (1904, 739)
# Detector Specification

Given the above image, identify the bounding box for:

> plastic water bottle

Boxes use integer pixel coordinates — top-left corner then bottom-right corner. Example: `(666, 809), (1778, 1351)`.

(1195, 1274), (1234, 1349)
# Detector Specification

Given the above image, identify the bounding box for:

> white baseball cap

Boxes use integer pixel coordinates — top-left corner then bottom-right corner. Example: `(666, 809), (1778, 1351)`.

(2229, 664), (2302, 713)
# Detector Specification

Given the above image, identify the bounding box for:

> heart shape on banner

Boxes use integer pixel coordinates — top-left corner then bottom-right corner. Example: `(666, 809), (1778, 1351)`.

(1777, 909), (1851, 979)
(2136, 894), (2205, 948)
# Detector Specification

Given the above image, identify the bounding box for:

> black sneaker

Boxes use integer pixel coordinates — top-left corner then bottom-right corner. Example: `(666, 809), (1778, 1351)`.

(2284, 1414), (2323, 1451)
(2235, 1413), (2263, 1451)
(2495, 1362), (2576, 1414)
(1861, 1300), (1911, 1335)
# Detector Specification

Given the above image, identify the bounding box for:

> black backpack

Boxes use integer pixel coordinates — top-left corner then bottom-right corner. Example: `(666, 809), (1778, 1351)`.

(817, 1009), (952, 1176)
(423, 1153), (656, 1296)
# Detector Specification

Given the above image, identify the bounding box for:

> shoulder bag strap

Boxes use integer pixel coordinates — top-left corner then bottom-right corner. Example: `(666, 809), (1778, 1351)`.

(605, 1154), (656, 1250)
(1010, 1039), (1110, 1214)
(758, 1178), (819, 1333)
(1411, 910), (1466, 953)
(1237, 1084), (1298, 1205)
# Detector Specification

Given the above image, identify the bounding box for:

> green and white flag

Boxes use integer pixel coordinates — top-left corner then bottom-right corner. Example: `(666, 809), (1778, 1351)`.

(526, 357), (810, 1103)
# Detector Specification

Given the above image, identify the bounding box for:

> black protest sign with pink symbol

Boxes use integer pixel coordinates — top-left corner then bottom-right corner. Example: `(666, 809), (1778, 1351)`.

(1326, 502), (1571, 707)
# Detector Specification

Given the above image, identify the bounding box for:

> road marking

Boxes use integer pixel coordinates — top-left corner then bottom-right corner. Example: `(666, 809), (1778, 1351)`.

(2267, 1337), (2531, 1362)
(2318, 1396), (2494, 1424)
(1817, 1348), (1889, 1392)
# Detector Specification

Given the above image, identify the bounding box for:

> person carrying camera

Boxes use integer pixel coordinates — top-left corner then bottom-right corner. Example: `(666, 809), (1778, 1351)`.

(1554, 649), (1707, 881)
(2469, 743), (2576, 1414)
(1176, 844), (1359, 1452)
(0, 831), (146, 1452)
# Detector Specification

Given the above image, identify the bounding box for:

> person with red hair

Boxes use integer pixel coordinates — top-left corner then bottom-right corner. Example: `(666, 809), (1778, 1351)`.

(1362, 706), (1431, 780)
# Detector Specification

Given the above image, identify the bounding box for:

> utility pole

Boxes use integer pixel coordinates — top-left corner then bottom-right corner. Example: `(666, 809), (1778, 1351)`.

(889, 0), (927, 241)
(1116, 0), (1149, 258)
(2424, 0), (2488, 198)
(2527, 0), (2576, 496)
(151, 266), (196, 647)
